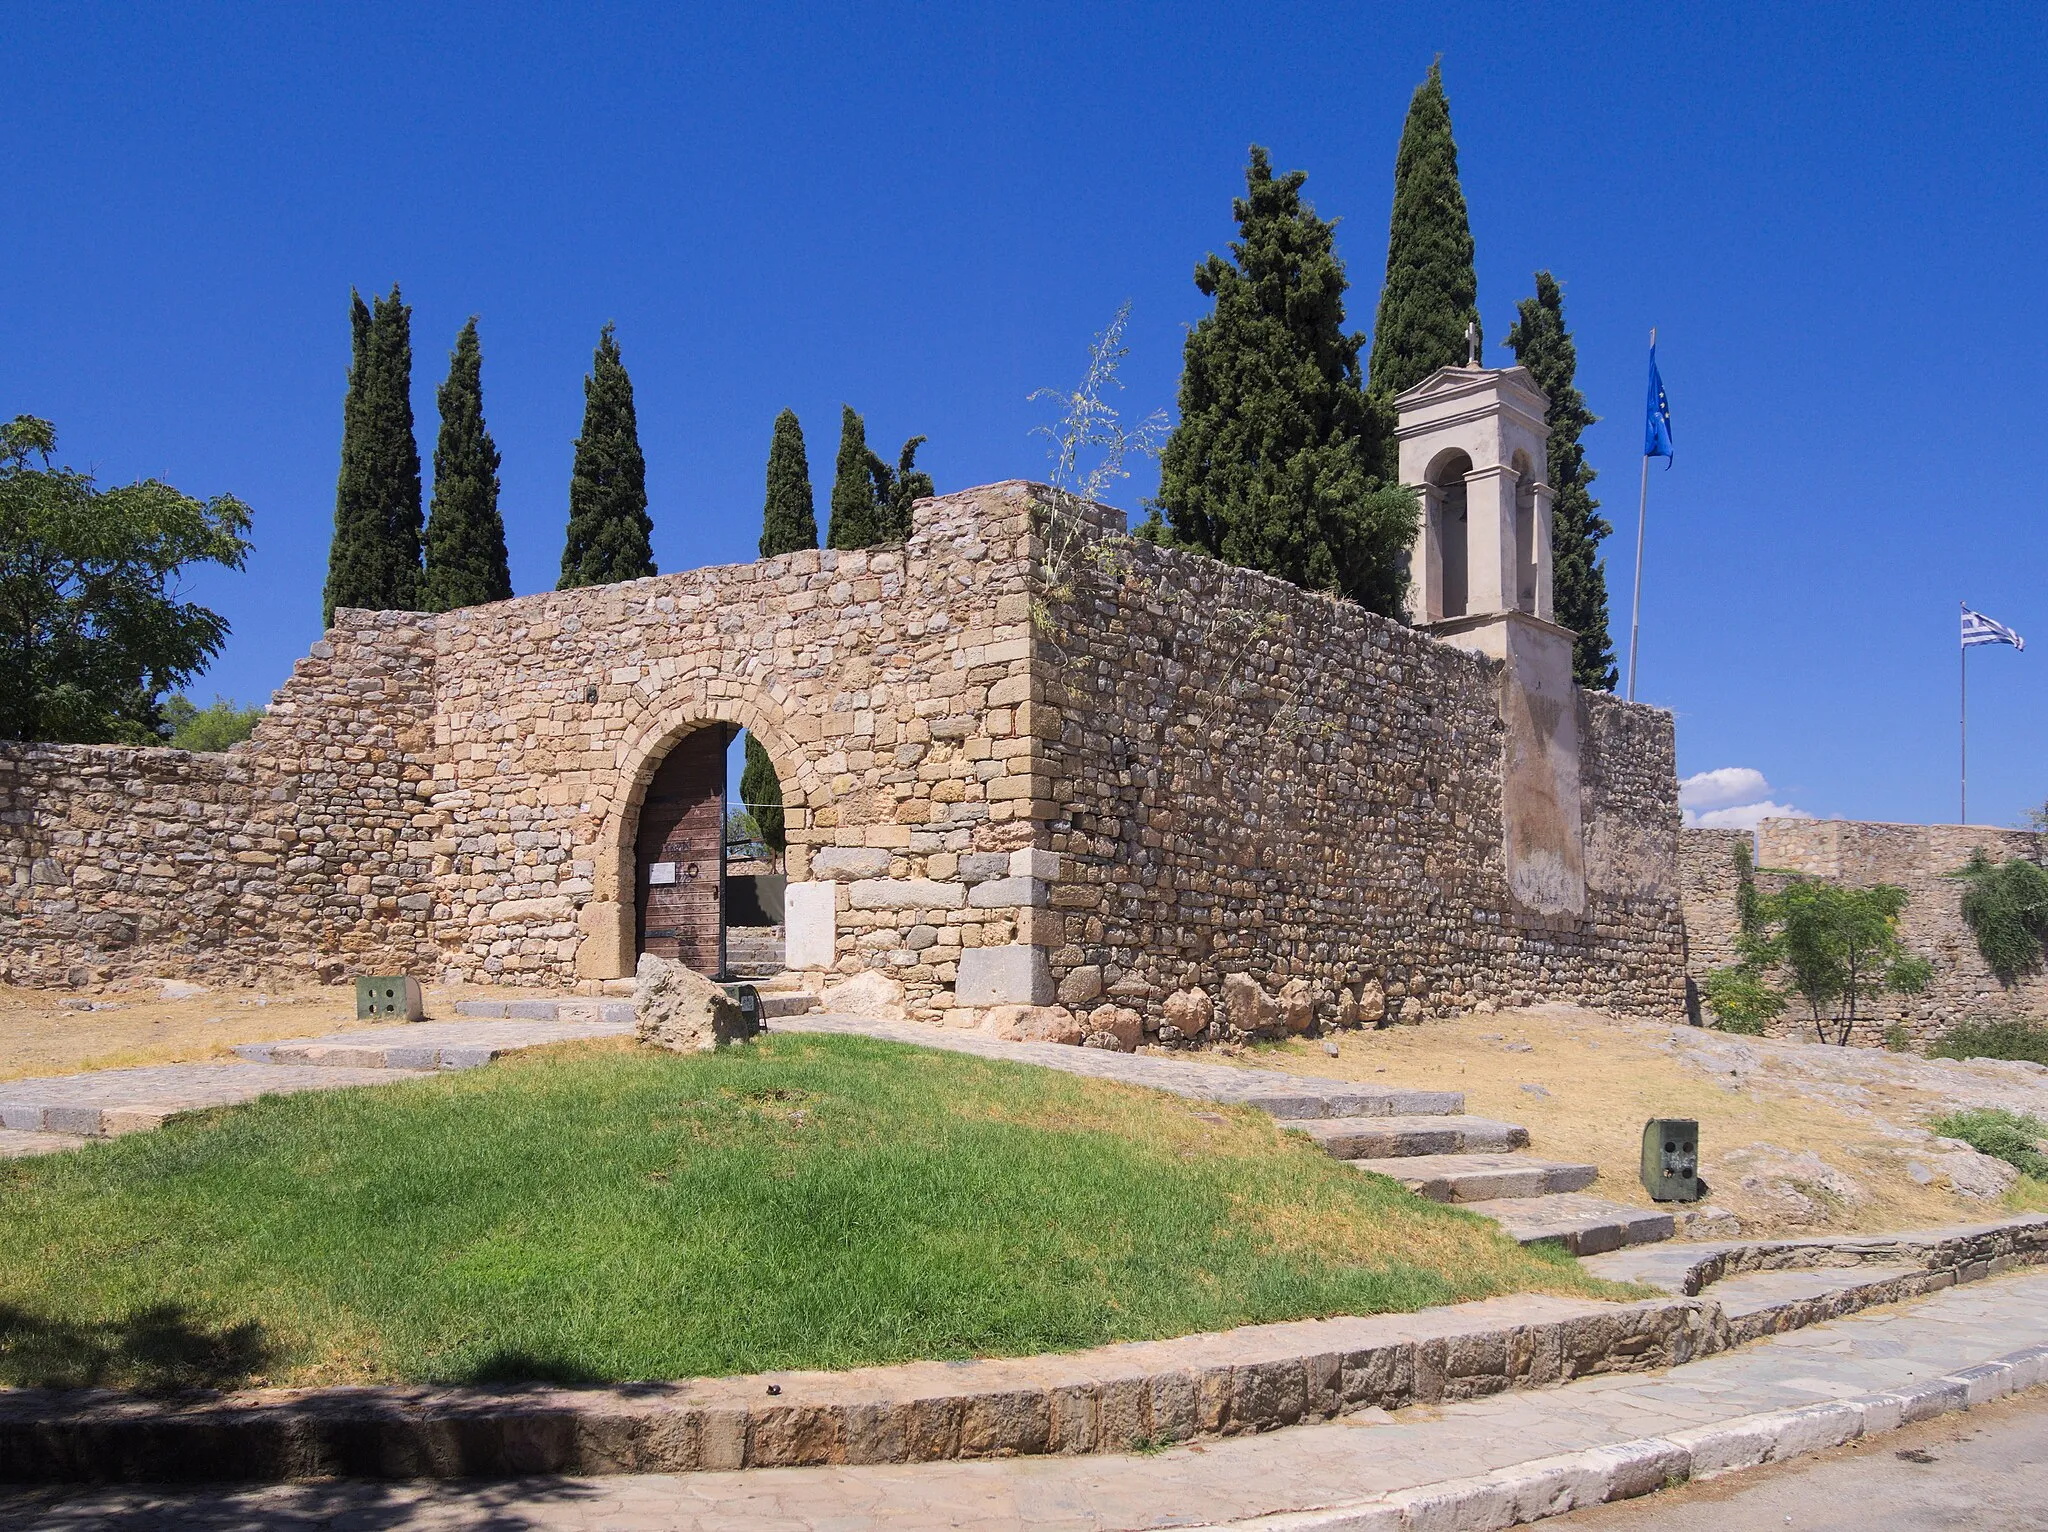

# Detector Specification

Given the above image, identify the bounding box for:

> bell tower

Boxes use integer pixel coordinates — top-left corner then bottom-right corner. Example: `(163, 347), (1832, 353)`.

(1395, 362), (1588, 919)
(1395, 363), (1557, 629)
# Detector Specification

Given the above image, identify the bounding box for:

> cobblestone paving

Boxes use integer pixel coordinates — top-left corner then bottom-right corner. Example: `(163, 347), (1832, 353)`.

(7, 1267), (2044, 1530)
(781, 1013), (1463, 1117)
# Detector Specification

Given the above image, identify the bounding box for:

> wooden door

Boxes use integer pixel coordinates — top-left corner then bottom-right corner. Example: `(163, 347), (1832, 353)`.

(635, 726), (728, 975)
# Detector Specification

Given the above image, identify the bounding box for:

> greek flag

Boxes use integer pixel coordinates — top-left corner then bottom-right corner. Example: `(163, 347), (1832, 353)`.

(1962, 605), (2025, 652)
(1644, 343), (1674, 461)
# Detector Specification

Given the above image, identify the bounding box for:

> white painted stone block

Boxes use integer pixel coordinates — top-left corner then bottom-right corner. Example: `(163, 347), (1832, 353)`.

(784, 882), (837, 970)
(956, 943), (1054, 1005)
(847, 878), (966, 910)
(1009, 847), (1061, 880)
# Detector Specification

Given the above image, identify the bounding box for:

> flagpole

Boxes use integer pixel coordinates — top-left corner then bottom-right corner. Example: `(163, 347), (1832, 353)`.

(1960, 605), (1968, 824)
(1627, 328), (1655, 701)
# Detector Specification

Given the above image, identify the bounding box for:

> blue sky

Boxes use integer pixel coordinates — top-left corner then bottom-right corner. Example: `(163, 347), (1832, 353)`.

(7, 3), (2044, 828)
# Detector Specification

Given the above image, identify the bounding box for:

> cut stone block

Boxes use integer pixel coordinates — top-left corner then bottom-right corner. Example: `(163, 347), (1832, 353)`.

(966, 876), (1046, 909)
(1351, 1152), (1598, 1203)
(956, 944), (1054, 1006)
(783, 881), (837, 969)
(1463, 1192), (1675, 1255)
(846, 878), (965, 910)
(1288, 1115), (1531, 1159)
(958, 852), (1010, 883)
(1008, 847), (1061, 881)
(809, 846), (893, 880)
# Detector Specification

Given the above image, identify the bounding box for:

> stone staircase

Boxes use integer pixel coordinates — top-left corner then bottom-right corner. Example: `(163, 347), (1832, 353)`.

(1279, 1107), (1673, 1255)
(723, 925), (786, 980)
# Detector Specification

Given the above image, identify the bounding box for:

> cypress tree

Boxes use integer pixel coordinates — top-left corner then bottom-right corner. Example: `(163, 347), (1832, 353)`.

(740, 735), (785, 859)
(1367, 62), (1482, 412)
(758, 409), (818, 558)
(421, 318), (512, 612)
(324, 285), (423, 626)
(825, 405), (877, 550)
(558, 322), (655, 589)
(1505, 271), (1617, 689)
(1148, 146), (1417, 616)
(868, 435), (934, 542)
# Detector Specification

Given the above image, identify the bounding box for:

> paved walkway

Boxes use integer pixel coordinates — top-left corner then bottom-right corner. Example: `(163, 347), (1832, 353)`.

(780, 1013), (1463, 1117)
(6, 1266), (2044, 1529)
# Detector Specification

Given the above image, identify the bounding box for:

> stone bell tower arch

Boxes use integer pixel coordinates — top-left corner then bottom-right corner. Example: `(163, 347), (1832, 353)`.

(1395, 363), (1588, 919)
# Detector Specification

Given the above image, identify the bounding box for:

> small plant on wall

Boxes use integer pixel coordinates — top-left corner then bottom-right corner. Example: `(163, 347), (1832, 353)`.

(1702, 871), (1932, 1046)
(1949, 849), (2048, 984)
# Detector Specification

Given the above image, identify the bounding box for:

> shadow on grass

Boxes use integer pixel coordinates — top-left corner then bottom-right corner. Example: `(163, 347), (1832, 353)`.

(0, 1303), (272, 1394)
(0, 1478), (605, 1530)
(458, 1349), (609, 1386)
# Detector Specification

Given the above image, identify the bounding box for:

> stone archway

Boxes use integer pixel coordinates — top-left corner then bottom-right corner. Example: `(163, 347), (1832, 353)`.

(576, 685), (820, 981)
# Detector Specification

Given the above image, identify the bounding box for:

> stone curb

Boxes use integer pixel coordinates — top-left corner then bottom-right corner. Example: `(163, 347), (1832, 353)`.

(1191, 1343), (2048, 1531)
(0, 1297), (1723, 1484)
(6, 1221), (2047, 1485)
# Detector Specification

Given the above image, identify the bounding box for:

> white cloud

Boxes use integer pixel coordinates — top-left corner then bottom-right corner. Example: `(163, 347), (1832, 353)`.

(1679, 767), (1771, 813)
(1679, 767), (1812, 830)
(1688, 799), (1813, 831)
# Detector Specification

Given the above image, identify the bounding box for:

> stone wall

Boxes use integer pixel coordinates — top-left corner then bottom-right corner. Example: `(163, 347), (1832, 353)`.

(1680, 820), (2048, 1046)
(0, 481), (1691, 1034)
(1034, 518), (1686, 1032)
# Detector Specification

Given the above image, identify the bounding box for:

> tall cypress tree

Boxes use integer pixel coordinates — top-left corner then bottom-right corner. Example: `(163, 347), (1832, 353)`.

(324, 285), (423, 626)
(1506, 271), (1617, 690)
(421, 318), (512, 612)
(1367, 62), (1482, 414)
(1148, 146), (1417, 616)
(825, 405), (877, 550)
(558, 322), (655, 589)
(759, 409), (818, 558)
(868, 435), (933, 542)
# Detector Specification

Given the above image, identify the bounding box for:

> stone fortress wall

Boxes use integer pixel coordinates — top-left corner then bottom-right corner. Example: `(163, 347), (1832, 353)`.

(0, 476), (1690, 1036)
(1679, 819), (2048, 1045)
(1035, 513), (1685, 1031)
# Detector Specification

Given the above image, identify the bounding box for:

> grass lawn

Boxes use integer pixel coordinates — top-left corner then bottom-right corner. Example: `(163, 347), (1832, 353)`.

(0, 1033), (1613, 1393)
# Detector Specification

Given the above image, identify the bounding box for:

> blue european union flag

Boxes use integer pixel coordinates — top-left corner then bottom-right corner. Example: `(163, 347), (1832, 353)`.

(1645, 343), (1674, 462)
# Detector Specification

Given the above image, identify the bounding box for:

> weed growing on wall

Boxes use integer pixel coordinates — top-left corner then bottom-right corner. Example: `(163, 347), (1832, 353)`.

(1949, 849), (2048, 984)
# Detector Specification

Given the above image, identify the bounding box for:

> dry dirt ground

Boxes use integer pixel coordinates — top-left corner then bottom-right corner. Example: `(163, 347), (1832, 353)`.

(0, 978), (536, 1083)
(1248, 1005), (2048, 1239)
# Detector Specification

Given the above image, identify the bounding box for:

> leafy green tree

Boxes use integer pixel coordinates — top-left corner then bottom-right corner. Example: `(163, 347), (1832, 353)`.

(759, 409), (818, 558)
(1148, 147), (1417, 615)
(1704, 875), (1933, 1046)
(160, 694), (264, 751)
(869, 435), (934, 542)
(1367, 62), (1481, 416)
(826, 406), (878, 550)
(740, 733), (785, 860)
(0, 417), (252, 743)
(1505, 272), (1617, 688)
(421, 318), (512, 612)
(324, 285), (423, 626)
(558, 323), (655, 589)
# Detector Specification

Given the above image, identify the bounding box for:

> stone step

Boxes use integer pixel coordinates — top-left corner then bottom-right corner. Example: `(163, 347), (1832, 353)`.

(453, 998), (638, 1024)
(1461, 1192), (1675, 1255)
(0, 1127), (91, 1159)
(759, 992), (817, 1019)
(0, 1061), (433, 1139)
(1351, 1152), (1598, 1203)
(234, 1017), (631, 1072)
(1288, 1114), (1531, 1160)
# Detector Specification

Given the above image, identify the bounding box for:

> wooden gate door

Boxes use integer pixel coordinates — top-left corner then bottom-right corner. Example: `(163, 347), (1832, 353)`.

(635, 726), (728, 976)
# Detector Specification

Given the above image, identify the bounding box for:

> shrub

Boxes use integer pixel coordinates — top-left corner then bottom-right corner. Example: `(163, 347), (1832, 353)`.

(1928, 1018), (2048, 1067)
(1931, 1108), (2048, 1179)
(1950, 850), (2048, 984)
(1882, 1023), (1914, 1053)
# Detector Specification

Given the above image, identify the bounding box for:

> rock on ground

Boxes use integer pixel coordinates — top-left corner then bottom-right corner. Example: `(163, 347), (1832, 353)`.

(978, 1004), (1083, 1045)
(634, 954), (747, 1053)
(820, 970), (909, 1021)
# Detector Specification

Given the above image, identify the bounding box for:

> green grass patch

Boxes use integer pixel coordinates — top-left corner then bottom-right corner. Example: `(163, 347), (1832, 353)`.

(1932, 1107), (2048, 1179)
(0, 1035), (1611, 1392)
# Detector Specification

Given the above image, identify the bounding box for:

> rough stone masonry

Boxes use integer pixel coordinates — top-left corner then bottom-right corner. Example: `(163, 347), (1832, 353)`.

(0, 367), (1691, 1039)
